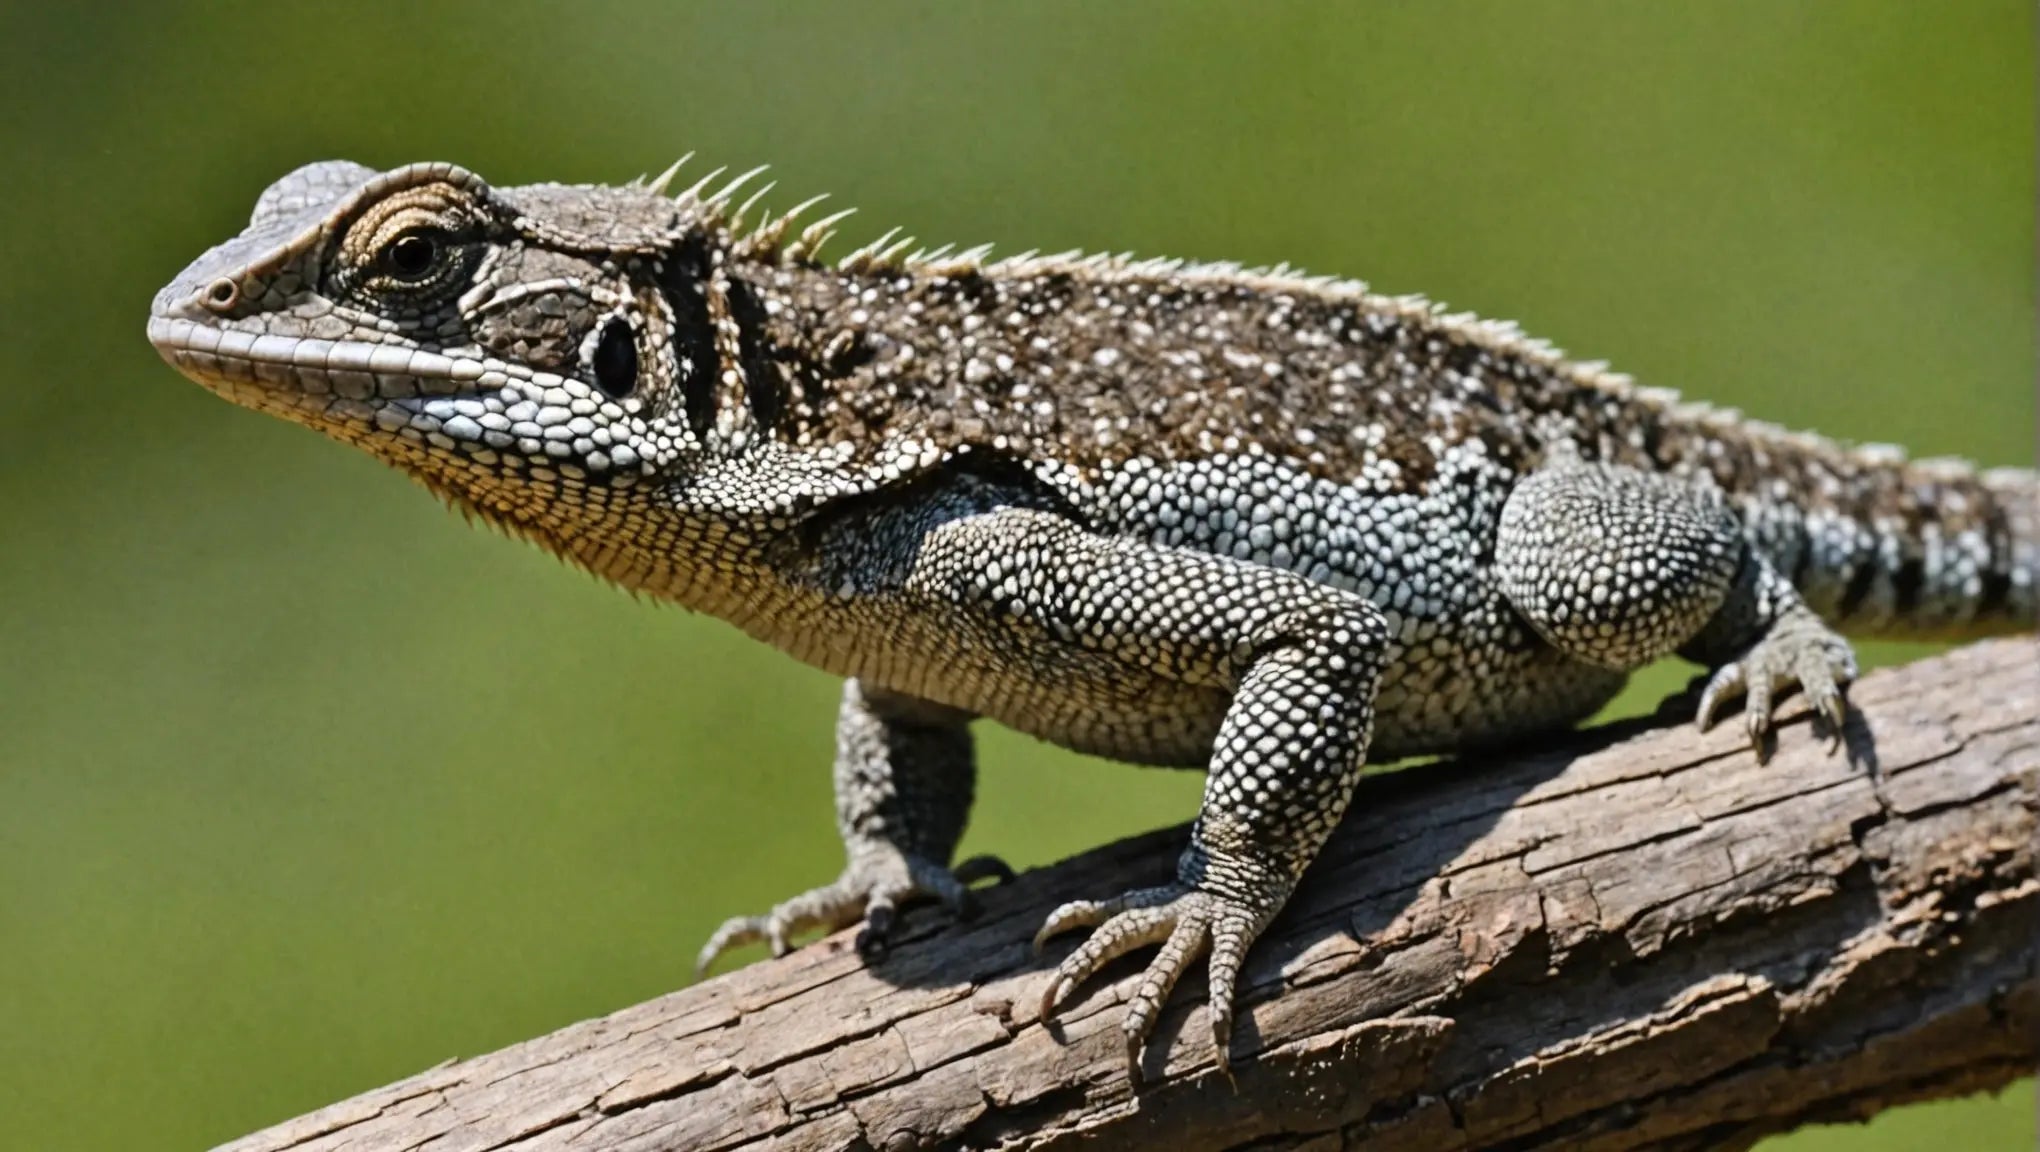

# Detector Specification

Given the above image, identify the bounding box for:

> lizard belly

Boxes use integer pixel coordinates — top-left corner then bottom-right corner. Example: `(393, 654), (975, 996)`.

(775, 569), (1618, 769)
(1367, 621), (1627, 759)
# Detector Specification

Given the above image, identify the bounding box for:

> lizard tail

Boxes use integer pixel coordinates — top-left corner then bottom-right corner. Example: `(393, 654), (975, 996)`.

(1757, 453), (2038, 641)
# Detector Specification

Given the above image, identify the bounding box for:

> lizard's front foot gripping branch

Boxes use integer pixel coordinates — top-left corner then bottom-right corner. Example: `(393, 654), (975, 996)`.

(1034, 873), (1283, 1083)
(997, 516), (1384, 1080)
(696, 849), (1011, 971)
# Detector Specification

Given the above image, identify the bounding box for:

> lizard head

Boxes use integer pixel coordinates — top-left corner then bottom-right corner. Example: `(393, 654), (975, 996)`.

(147, 159), (759, 539)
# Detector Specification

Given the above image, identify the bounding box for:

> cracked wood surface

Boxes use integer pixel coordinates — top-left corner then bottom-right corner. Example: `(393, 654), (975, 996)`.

(217, 638), (2038, 1152)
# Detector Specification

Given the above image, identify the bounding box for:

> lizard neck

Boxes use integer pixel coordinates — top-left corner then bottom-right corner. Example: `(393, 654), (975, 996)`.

(361, 431), (808, 629)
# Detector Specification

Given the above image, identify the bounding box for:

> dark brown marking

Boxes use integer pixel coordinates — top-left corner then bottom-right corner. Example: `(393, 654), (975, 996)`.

(1838, 555), (1880, 618)
(725, 275), (785, 433)
(1978, 503), (2014, 618)
(658, 236), (719, 440)
(1891, 554), (1926, 614)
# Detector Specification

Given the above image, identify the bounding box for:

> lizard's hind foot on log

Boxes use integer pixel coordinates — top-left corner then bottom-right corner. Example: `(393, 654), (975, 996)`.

(1693, 609), (1857, 754)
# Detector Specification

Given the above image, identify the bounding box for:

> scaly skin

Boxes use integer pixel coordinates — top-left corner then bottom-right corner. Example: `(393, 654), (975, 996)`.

(148, 158), (2038, 1082)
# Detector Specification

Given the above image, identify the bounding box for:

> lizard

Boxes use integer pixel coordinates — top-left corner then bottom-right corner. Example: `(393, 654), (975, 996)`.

(148, 157), (2039, 1082)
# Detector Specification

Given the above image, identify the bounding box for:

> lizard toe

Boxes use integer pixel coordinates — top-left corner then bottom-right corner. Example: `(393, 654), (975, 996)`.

(854, 891), (907, 961)
(1032, 884), (1179, 956)
(693, 916), (768, 975)
(1695, 660), (1746, 732)
(1795, 645), (1851, 748)
(953, 854), (1017, 887)
(1202, 900), (1264, 1079)
(1036, 887), (1181, 1016)
(695, 877), (864, 975)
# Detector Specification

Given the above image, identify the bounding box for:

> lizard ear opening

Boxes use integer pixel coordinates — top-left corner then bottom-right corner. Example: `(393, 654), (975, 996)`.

(590, 315), (640, 400)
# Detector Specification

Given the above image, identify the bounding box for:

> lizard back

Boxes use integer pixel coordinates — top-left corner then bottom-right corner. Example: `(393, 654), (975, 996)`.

(744, 242), (2038, 643)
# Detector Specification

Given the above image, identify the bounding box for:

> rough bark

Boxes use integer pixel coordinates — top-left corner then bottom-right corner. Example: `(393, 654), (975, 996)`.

(218, 638), (2039, 1152)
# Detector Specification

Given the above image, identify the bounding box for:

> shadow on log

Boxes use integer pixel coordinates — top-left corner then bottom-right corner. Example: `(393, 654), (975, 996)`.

(219, 639), (2038, 1152)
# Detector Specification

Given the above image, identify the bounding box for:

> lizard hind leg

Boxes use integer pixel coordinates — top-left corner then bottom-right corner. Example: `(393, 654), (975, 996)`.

(1495, 459), (1747, 670)
(1496, 456), (1856, 753)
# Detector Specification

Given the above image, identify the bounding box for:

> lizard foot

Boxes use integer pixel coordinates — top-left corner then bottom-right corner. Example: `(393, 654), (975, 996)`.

(695, 850), (1011, 973)
(1033, 882), (1275, 1084)
(1695, 612), (1857, 756)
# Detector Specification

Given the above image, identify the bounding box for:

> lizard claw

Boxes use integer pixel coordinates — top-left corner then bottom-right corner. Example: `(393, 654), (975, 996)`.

(1034, 882), (1272, 1085)
(1694, 612), (1856, 758)
(695, 848), (1012, 974)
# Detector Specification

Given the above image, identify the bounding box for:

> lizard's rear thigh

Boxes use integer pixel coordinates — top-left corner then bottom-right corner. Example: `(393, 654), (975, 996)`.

(1496, 462), (1745, 669)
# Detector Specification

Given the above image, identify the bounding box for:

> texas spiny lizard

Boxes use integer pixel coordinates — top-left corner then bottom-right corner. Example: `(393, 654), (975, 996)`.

(148, 158), (2038, 1080)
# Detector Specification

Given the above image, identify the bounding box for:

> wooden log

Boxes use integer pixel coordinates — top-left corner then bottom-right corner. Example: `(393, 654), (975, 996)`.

(217, 638), (2038, 1152)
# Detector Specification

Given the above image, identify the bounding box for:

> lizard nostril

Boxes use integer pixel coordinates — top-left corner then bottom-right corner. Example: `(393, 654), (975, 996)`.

(203, 277), (240, 312)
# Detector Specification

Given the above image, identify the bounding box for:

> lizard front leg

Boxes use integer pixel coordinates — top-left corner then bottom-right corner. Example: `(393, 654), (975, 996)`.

(1032, 612), (1386, 1082)
(695, 679), (1011, 971)
(1496, 456), (1855, 750)
(889, 506), (1389, 1082)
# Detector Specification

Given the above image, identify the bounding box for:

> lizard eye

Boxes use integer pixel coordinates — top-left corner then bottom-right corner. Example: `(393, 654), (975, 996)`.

(380, 229), (445, 280)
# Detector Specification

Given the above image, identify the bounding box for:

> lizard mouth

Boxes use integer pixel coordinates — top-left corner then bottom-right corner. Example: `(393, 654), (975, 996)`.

(146, 316), (492, 405)
(145, 314), (631, 477)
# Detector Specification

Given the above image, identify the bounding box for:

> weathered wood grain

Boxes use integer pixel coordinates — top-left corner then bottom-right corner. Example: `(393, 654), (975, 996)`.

(217, 638), (2039, 1152)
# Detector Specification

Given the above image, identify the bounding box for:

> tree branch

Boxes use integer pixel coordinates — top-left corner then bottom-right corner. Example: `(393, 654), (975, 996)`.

(217, 638), (2038, 1152)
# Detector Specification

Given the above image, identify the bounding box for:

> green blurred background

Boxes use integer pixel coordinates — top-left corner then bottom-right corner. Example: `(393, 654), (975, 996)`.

(1, 3), (2031, 1148)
